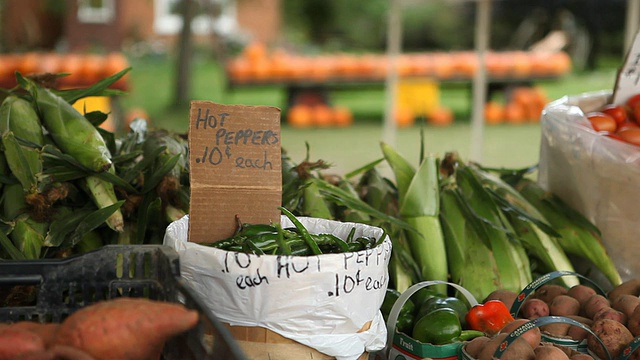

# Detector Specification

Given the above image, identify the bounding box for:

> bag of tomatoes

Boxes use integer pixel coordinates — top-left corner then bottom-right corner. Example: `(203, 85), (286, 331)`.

(539, 89), (640, 287)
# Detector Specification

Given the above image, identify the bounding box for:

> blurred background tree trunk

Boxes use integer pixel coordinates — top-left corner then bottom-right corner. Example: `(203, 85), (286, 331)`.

(174, 0), (195, 107)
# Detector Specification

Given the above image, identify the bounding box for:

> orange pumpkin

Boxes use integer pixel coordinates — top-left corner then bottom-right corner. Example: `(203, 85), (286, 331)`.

(332, 106), (354, 127)
(287, 105), (313, 128)
(395, 106), (415, 127)
(428, 106), (454, 126)
(504, 102), (527, 124)
(311, 105), (334, 127)
(484, 101), (505, 125)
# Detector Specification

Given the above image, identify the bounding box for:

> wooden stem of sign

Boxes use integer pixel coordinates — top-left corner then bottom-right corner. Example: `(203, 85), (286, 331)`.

(383, 0), (402, 148)
(625, 0), (640, 55)
(470, 0), (492, 163)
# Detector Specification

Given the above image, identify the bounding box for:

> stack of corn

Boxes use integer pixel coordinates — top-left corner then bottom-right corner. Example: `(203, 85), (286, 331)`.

(0, 71), (189, 260)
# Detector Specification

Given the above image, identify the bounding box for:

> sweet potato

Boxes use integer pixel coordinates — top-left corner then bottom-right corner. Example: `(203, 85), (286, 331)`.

(608, 278), (640, 303)
(582, 294), (610, 319)
(587, 318), (634, 359)
(549, 295), (581, 317)
(11, 322), (60, 348)
(535, 285), (568, 304)
(567, 285), (597, 307)
(0, 326), (46, 360)
(521, 298), (550, 319)
(570, 354), (595, 360)
(14, 345), (96, 360)
(54, 298), (199, 360)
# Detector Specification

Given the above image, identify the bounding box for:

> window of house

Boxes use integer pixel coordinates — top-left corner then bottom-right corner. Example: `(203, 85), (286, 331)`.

(77, 0), (115, 24)
(153, 0), (237, 36)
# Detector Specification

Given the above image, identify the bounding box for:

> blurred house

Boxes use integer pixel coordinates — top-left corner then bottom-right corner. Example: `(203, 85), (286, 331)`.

(1, 0), (281, 53)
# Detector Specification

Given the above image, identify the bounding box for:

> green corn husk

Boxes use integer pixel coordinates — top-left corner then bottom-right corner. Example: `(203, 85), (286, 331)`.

(10, 214), (48, 259)
(381, 143), (448, 294)
(18, 75), (112, 173)
(0, 96), (44, 194)
(455, 164), (532, 293)
(470, 165), (579, 287)
(440, 185), (501, 300)
(2, 182), (27, 221)
(515, 178), (622, 286)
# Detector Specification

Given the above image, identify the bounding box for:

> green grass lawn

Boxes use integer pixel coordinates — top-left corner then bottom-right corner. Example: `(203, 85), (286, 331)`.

(119, 55), (620, 174)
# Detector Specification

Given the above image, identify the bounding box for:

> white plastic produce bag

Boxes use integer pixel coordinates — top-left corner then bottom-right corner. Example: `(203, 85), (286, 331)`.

(163, 215), (392, 360)
(539, 90), (640, 283)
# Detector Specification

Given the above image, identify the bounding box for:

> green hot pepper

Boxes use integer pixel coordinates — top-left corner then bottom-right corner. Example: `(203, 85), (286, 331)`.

(412, 308), (461, 345)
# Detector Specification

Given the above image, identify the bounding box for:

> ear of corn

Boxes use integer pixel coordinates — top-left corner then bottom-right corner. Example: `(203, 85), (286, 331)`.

(515, 178), (622, 286)
(0, 96), (44, 194)
(455, 164), (532, 293)
(18, 74), (112, 173)
(440, 185), (501, 300)
(83, 168), (124, 232)
(471, 165), (579, 287)
(382, 143), (448, 294)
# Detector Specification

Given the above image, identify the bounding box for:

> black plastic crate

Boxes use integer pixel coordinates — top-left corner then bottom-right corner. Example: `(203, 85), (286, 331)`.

(0, 245), (247, 360)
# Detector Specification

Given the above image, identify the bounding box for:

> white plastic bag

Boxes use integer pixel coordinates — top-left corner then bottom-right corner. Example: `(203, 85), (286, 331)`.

(163, 215), (392, 360)
(539, 90), (640, 283)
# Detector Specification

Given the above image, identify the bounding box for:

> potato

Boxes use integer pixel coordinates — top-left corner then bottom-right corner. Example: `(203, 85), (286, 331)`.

(540, 322), (571, 338)
(570, 354), (595, 360)
(566, 323), (590, 341)
(535, 285), (568, 304)
(582, 294), (610, 319)
(593, 307), (627, 325)
(54, 298), (199, 360)
(484, 289), (518, 310)
(549, 295), (581, 317)
(612, 294), (640, 318)
(587, 318), (634, 359)
(608, 278), (640, 303)
(521, 298), (550, 319)
(534, 343), (570, 359)
(499, 319), (541, 349)
(0, 326), (45, 359)
(463, 336), (491, 358)
(567, 285), (597, 307)
(627, 301), (640, 336)
(477, 333), (535, 360)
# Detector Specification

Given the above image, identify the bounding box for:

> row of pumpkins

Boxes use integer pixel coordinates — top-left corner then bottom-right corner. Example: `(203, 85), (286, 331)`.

(286, 86), (549, 128)
(0, 52), (130, 90)
(227, 42), (572, 84)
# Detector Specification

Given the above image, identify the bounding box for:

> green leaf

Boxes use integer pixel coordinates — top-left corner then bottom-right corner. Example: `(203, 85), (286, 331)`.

(343, 158), (383, 180)
(311, 177), (414, 232)
(142, 153), (181, 194)
(55, 68), (131, 104)
(0, 229), (26, 260)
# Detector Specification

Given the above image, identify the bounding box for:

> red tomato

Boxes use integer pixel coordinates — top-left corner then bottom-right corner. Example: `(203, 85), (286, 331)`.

(626, 93), (640, 111)
(586, 112), (617, 133)
(617, 120), (640, 132)
(601, 104), (628, 125)
(617, 128), (640, 146)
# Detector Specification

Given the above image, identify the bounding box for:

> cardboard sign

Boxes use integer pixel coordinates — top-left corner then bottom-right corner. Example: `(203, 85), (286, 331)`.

(613, 30), (640, 105)
(188, 101), (282, 243)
